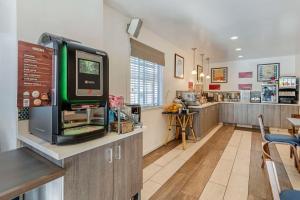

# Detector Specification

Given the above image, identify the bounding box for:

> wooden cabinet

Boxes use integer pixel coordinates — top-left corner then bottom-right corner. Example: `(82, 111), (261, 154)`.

(234, 104), (248, 125)
(191, 104), (220, 139)
(64, 143), (114, 200)
(219, 103), (234, 124)
(280, 105), (299, 129)
(64, 133), (143, 200)
(263, 105), (281, 128)
(247, 104), (263, 126)
(114, 133), (143, 200)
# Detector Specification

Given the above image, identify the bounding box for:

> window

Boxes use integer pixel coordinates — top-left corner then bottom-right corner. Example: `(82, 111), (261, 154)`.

(130, 56), (163, 107)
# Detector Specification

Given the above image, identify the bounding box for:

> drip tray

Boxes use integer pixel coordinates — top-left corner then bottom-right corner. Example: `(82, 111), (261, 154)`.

(64, 125), (104, 136)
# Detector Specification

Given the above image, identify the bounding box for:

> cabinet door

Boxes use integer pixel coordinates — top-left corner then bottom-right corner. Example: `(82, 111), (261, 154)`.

(234, 104), (248, 125)
(280, 105), (299, 129)
(215, 104), (220, 125)
(199, 109), (206, 138)
(64, 144), (114, 200)
(263, 105), (281, 128)
(114, 133), (143, 200)
(206, 106), (212, 132)
(247, 104), (263, 126)
(222, 103), (235, 124)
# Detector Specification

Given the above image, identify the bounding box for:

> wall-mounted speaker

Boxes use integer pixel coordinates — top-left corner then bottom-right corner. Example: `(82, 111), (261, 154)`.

(127, 18), (143, 38)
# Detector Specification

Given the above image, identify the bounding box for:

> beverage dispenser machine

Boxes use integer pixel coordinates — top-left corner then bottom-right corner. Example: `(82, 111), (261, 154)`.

(29, 33), (109, 144)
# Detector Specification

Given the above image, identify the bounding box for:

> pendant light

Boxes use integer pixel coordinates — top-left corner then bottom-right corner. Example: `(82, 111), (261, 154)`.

(200, 53), (205, 77)
(191, 48), (197, 75)
(206, 57), (211, 79)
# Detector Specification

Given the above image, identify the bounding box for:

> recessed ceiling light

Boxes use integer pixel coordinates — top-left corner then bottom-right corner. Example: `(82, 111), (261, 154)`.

(238, 55), (244, 58)
(235, 48), (242, 51)
(230, 36), (239, 40)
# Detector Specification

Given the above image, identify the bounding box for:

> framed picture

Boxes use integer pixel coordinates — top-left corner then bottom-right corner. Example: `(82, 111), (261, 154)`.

(211, 67), (228, 83)
(174, 54), (184, 79)
(197, 65), (203, 81)
(257, 63), (280, 82)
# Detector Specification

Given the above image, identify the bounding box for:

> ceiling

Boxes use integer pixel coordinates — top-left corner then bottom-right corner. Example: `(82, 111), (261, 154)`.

(104, 0), (300, 62)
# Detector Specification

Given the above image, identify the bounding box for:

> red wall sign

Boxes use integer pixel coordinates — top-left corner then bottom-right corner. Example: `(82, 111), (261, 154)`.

(209, 84), (221, 90)
(18, 41), (53, 108)
(238, 84), (252, 90)
(239, 72), (253, 78)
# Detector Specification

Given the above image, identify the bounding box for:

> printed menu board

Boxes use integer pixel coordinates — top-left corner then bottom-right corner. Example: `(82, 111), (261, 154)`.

(18, 41), (53, 108)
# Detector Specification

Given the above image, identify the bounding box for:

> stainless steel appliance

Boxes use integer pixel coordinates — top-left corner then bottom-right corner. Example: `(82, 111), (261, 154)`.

(250, 91), (261, 103)
(261, 84), (278, 103)
(278, 76), (299, 104)
(177, 91), (200, 106)
(29, 33), (109, 144)
(125, 104), (141, 124)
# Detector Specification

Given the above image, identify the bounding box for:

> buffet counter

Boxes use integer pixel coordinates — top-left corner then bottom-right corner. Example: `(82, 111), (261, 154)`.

(17, 121), (144, 200)
(188, 102), (300, 134)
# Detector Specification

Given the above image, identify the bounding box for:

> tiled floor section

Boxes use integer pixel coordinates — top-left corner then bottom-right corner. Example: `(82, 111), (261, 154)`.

(199, 130), (252, 200)
(142, 125), (223, 199)
(143, 140), (181, 168)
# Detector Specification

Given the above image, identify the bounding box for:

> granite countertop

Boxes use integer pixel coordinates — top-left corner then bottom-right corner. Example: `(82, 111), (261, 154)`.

(18, 121), (144, 160)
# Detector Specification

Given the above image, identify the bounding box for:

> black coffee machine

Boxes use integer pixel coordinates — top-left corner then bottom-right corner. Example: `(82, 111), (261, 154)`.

(29, 33), (109, 144)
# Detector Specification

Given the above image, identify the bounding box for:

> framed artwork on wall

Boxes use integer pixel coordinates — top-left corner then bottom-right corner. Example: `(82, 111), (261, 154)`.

(257, 63), (280, 82)
(174, 54), (184, 79)
(197, 65), (203, 81)
(211, 67), (228, 83)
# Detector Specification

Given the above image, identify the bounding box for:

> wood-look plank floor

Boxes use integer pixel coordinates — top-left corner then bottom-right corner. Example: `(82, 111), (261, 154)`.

(143, 139), (181, 168)
(150, 125), (235, 200)
(248, 131), (292, 200)
(146, 126), (293, 200)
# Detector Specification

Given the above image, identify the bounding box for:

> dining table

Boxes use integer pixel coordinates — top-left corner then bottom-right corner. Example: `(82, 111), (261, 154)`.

(287, 118), (300, 136)
(287, 117), (300, 172)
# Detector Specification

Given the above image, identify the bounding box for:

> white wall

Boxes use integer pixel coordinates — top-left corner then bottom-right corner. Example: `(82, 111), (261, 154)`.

(206, 55), (297, 91)
(0, 0), (17, 152)
(103, 4), (195, 155)
(17, 0), (103, 49)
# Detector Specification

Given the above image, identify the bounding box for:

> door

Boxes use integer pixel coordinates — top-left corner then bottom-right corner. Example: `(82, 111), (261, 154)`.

(64, 143), (114, 200)
(113, 133), (143, 200)
(280, 105), (299, 129)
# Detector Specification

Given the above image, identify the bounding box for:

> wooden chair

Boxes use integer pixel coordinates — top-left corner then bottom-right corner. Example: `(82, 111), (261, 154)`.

(265, 158), (300, 200)
(258, 115), (300, 170)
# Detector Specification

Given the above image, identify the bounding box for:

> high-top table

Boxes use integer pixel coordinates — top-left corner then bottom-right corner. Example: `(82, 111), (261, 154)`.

(287, 118), (300, 136)
(0, 147), (64, 200)
(162, 112), (197, 150)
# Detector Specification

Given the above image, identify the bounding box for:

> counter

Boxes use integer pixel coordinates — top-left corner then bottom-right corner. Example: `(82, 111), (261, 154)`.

(18, 126), (144, 160)
(188, 101), (300, 139)
(0, 147), (64, 200)
(17, 121), (144, 200)
(189, 101), (300, 109)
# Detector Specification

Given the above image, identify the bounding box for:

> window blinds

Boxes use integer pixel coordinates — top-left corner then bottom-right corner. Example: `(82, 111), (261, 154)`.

(130, 56), (163, 107)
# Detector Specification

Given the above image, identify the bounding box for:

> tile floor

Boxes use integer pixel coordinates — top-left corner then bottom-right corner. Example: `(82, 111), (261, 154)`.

(142, 127), (300, 200)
